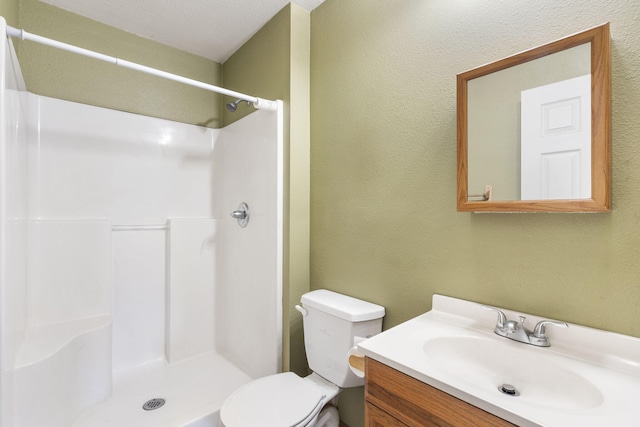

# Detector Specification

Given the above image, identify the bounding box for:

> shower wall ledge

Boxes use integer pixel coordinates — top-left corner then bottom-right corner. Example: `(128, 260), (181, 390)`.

(15, 314), (111, 368)
(14, 316), (112, 427)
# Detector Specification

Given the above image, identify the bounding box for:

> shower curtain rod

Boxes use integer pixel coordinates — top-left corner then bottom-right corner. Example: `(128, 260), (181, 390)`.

(5, 25), (278, 111)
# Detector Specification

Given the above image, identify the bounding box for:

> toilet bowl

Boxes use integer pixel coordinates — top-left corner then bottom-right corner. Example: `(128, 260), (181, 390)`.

(220, 290), (385, 427)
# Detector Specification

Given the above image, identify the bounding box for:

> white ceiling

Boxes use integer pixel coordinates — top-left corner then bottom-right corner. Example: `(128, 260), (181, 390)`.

(39, 0), (325, 63)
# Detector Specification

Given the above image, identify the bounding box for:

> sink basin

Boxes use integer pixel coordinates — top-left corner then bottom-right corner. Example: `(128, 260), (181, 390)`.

(423, 336), (603, 411)
(357, 294), (640, 427)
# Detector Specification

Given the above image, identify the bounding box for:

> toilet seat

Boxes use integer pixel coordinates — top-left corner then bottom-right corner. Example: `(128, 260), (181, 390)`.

(220, 372), (326, 427)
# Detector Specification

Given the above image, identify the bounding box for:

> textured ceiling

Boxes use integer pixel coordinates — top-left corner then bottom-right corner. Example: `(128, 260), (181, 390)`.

(39, 0), (325, 63)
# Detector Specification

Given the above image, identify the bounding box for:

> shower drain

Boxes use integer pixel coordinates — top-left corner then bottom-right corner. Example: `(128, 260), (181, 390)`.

(142, 398), (166, 411)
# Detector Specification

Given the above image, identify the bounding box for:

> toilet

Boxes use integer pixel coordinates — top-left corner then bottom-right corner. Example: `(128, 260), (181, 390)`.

(220, 289), (385, 427)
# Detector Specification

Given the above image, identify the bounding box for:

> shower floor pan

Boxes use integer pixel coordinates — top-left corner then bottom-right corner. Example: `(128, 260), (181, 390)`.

(73, 351), (252, 427)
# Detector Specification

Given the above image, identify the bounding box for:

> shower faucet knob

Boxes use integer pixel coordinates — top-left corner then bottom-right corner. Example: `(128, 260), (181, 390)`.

(230, 210), (247, 220)
(230, 202), (250, 228)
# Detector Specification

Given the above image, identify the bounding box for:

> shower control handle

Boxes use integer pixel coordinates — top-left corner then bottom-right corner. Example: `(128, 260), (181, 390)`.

(230, 202), (250, 228)
(230, 210), (247, 220)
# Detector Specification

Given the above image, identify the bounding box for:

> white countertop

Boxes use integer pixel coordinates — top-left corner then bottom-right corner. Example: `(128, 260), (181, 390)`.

(358, 294), (640, 427)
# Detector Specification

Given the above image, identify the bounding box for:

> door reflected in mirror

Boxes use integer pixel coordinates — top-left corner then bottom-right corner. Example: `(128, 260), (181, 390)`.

(468, 44), (591, 201)
(457, 23), (610, 212)
(520, 74), (591, 200)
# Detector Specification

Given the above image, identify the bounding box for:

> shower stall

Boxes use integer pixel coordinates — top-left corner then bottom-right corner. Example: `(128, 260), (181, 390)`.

(0, 19), (283, 427)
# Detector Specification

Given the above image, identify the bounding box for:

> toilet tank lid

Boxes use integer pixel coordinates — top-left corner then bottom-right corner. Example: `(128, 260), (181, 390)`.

(301, 290), (385, 322)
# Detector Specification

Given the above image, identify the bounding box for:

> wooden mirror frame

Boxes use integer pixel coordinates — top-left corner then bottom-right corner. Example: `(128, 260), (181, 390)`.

(457, 23), (610, 213)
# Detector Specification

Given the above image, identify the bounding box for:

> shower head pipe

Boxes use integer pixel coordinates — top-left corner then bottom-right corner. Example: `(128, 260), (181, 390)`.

(227, 99), (254, 112)
(5, 25), (278, 111)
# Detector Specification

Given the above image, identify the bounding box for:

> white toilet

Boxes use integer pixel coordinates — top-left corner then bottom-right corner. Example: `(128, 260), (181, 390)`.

(220, 289), (385, 427)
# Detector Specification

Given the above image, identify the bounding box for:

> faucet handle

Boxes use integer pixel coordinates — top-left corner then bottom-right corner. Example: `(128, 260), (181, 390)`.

(533, 320), (568, 338)
(481, 305), (507, 329)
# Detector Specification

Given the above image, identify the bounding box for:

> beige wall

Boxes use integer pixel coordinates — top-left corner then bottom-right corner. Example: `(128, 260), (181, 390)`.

(310, 1), (640, 425)
(16, 0), (222, 127)
(223, 3), (311, 376)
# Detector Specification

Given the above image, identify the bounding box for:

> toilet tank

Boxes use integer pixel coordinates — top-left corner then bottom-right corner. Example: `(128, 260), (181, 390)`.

(300, 290), (384, 388)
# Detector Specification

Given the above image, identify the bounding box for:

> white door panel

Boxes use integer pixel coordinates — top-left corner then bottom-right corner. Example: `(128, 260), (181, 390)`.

(521, 74), (591, 200)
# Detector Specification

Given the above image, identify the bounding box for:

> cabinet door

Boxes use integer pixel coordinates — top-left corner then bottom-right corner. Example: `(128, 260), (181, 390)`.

(365, 358), (516, 427)
(365, 402), (408, 427)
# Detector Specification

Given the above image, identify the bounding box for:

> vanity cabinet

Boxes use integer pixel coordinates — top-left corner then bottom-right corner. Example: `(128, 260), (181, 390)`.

(364, 357), (515, 427)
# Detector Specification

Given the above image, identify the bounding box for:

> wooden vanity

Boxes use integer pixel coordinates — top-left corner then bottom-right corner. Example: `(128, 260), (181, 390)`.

(364, 357), (515, 427)
(358, 295), (640, 426)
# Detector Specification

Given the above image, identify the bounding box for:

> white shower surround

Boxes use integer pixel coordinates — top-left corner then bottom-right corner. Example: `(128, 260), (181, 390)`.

(0, 18), (283, 427)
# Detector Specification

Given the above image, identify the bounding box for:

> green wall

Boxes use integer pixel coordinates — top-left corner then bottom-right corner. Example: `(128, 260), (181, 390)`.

(310, 1), (640, 425)
(0, 0), (18, 27)
(223, 4), (311, 376)
(16, 0), (222, 127)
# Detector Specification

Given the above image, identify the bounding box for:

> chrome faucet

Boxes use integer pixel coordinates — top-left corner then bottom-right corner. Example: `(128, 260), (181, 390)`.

(481, 305), (568, 347)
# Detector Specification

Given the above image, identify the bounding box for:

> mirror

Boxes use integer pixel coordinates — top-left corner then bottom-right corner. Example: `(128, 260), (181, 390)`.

(457, 23), (610, 212)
